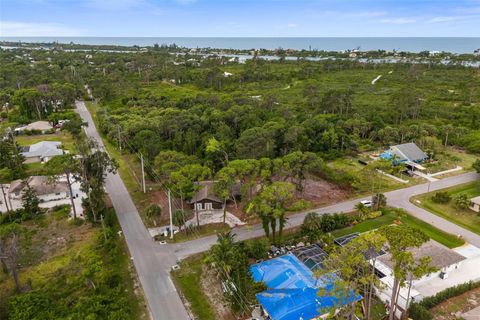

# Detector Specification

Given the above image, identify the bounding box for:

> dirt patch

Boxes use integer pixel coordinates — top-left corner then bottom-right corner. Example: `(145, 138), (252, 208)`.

(301, 177), (350, 207)
(201, 265), (236, 320)
(430, 287), (480, 319)
(19, 217), (95, 268)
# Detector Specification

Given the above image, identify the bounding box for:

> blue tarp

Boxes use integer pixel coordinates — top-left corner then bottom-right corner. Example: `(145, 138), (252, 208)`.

(250, 253), (360, 320)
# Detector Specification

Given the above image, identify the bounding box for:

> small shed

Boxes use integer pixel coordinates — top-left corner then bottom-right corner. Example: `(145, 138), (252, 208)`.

(470, 196), (480, 213)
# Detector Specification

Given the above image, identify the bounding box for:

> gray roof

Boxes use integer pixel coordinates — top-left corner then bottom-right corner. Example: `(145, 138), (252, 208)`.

(10, 176), (69, 196)
(189, 181), (223, 204)
(189, 180), (241, 204)
(21, 141), (63, 159)
(378, 240), (465, 271)
(390, 142), (428, 162)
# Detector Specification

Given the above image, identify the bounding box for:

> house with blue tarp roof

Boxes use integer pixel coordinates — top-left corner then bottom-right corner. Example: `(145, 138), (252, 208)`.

(250, 253), (361, 320)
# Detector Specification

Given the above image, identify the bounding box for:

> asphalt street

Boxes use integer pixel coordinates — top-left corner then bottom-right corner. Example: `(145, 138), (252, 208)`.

(76, 99), (480, 320)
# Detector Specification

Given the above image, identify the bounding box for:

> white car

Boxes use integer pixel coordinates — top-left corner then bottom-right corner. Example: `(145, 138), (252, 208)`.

(360, 200), (373, 208)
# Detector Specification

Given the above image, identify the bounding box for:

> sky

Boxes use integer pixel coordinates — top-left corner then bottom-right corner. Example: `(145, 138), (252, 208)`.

(0, 0), (479, 37)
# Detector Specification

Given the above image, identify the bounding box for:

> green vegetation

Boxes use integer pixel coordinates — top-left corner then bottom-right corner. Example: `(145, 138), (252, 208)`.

(332, 208), (464, 249)
(165, 223), (231, 243)
(171, 255), (216, 320)
(412, 182), (480, 235)
(0, 208), (147, 320)
(15, 131), (75, 152)
(409, 281), (480, 320)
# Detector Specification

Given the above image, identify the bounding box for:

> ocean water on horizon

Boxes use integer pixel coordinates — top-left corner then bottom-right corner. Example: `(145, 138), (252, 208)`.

(1, 37), (479, 54)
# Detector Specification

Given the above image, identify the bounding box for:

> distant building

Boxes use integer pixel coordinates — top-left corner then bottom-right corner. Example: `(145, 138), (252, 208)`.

(9, 176), (69, 202)
(21, 141), (63, 163)
(380, 142), (429, 164)
(14, 121), (53, 134)
(469, 196), (480, 213)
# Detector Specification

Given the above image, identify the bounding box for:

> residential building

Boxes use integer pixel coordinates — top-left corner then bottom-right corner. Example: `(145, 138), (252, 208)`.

(250, 253), (360, 320)
(21, 141), (63, 163)
(189, 181), (240, 212)
(380, 142), (429, 164)
(9, 176), (69, 202)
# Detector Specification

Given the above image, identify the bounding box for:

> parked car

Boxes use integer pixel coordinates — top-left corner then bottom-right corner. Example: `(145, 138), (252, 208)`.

(360, 200), (373, 208)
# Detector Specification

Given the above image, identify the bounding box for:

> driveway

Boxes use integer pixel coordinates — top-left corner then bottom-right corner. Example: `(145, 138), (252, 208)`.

(174, 171), (480, 257)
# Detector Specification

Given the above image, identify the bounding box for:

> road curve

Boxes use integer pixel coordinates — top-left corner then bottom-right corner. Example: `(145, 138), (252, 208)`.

(76, 99), (479, 318)
(75, 101), (190, 320)
(173, 171), (480, 257)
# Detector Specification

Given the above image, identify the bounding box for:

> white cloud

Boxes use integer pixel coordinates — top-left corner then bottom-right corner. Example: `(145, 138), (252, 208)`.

(429, 16), (455, 23)
(287, 23), (297, 28)
(0, 21), (86, 36)
(380, 18), (416, 24)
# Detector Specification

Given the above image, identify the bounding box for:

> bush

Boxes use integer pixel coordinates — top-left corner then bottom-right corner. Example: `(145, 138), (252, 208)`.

(408, 281), (480, 319)
(372, 193), (387, 210)
(319, 213), (352, 233)
(431, 191), (451, 204)
(244, 238), (270, 260)
(453, 193), (470, 209)
(420, 281), (480, 309)
(365, 210), (383, 219)
(408, 303), (432, 320)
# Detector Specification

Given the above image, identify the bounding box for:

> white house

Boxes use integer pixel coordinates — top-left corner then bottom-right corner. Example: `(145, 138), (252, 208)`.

(8, 176), (69, 202)
(375, 240), (466, 314)
(469, 196), (480, 213)
(21, 141), (64, 163)
(14, 121), (53, 134)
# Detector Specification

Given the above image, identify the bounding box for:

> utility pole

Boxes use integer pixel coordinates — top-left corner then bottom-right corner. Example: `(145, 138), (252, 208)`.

(140, 154), (146, 193)
(168, 189), (174, 239)
(117, 126), (122, 151)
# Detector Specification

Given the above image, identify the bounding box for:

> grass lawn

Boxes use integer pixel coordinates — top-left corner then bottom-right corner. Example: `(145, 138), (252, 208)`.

(329, 158), (421, 197)
(171, 254), (216, 320)
(424, 147), (479, 175)
(332, 209), (465, 249)
(15, 131), (75, 152)
(166, 223), (231, 243)
(412, 181), (480, 235)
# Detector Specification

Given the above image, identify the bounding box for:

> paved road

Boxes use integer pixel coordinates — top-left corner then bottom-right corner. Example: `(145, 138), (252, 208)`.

(77, 99), (479, 319)
(173, 171), (480, 257)
(75, 101), (190, 320)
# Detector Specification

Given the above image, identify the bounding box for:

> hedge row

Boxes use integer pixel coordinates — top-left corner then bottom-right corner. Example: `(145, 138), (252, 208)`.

(409, 281), (480, 320)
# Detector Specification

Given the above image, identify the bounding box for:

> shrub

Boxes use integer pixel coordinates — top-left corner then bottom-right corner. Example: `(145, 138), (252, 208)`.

(420, 281), (480, 309)
(408, 303), (432, 320)
(366, 210), (383, 219)
(453, 193), (470, 209)
(431, 191), (451, 204)
(408, 281), (480, 319)
(244, 238), (270, 260)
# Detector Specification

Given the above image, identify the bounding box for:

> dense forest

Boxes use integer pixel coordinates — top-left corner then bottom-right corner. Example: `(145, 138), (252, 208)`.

(2, 45), (479, 168)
